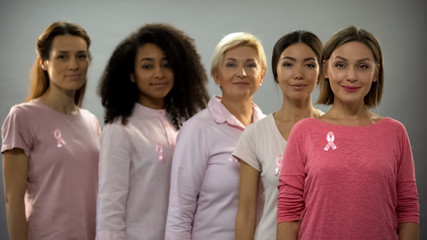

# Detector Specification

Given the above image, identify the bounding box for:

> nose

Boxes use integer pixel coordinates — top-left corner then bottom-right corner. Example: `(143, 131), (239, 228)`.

(153, 66), (165, 79)
(68, 56), (79, 70)
(346, 67), (358, 82)
(293, 64), (303, 80)
(237, 66), (247, 78)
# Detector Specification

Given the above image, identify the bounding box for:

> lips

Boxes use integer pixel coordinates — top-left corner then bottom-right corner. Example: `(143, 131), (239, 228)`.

(66, 74), (82, 80)
(342, 85), (360, 93)
(289, 83), (307, 90)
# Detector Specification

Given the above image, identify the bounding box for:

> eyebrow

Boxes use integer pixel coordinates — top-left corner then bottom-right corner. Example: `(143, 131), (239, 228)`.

(225, 58), (257, 62)
(333, 56), (372, 62)
(138, 57), (167, 63)
(281, 56), (316, 62)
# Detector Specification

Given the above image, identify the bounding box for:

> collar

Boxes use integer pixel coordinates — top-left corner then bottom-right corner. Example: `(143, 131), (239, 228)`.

(208, 95), (264, 130)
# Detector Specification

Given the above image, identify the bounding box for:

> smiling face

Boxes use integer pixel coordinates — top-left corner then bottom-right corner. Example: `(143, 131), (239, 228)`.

(213, 45), (265, 102)
(324, 41), (379, 107)
(131, 43), (174, 109)
(276, 43), (319, 102)
(41, 34), (89, 93)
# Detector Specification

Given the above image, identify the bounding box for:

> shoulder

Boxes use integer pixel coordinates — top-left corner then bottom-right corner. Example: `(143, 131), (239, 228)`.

(294, 118), (318, 130)
(7, 101), (41, 117)
(244, 114), (274, 134)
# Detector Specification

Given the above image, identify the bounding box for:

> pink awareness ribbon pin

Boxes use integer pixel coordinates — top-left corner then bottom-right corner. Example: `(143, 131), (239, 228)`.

(275, 154), (283, 176)
(229, 156), (238, 162)
(324, 131), (337, 151)
(156, 144), (164, 162)
(54, 128), (66, 148)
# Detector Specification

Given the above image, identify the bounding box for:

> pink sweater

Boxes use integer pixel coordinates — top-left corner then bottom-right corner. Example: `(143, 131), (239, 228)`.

(277, 118), (419, 240)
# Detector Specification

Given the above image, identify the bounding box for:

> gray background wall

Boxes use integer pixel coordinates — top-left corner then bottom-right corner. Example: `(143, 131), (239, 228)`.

(0, 0), (425, 239)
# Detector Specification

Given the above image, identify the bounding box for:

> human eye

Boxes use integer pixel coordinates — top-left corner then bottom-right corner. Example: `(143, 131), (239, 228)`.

(225, 61), (236, 68)
(77, 53), (88, 59)
(247, 62), (258, 68)
(306, 62), (317, 68)
(357, 63), (370, 70)
(334, 62), (346, 69)
(56, 54), (67, 60)
(281, 62), (293, 68)
(141, 64), (153, 70)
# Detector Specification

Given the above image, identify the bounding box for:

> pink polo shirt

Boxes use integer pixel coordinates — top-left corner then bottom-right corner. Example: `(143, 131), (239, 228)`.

(277, 118), (419, 240)
(166, 96), (264, 240)
(1, 99), (100, 239)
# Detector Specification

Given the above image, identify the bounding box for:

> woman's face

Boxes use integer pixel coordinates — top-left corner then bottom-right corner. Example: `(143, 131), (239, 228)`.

(324, 41), (379, 106)
(213, 46), (265, 101)
(276, 43), (319, 102)
(41, 34), (89, 93)
(131, 43), (174, 109)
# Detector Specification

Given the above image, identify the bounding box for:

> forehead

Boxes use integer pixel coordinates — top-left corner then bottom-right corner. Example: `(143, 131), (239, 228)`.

(50, 34), (87, 52)
(331, 41), (374, 60)
(223, 45), (258, 60)
(280, 43), (316, 58)
(136, 43), (165, 58)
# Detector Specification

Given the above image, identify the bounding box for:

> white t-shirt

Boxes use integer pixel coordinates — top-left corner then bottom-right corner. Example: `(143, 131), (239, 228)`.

(233, 114), (286, 240)
(233, 110), (323, 240)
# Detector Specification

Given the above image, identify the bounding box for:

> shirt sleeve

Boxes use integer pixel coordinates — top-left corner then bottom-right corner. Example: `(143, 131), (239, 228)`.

(96, 123), (131, 240)
(395, 123), (419, 224)
(1, 105), (32, 156)
(233, 124), (261, 171)
(277, 123), (305, 223)
(165, 119), (208, 239)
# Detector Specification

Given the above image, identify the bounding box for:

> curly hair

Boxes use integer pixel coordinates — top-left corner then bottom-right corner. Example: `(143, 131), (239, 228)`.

(98, 23), (209, 129)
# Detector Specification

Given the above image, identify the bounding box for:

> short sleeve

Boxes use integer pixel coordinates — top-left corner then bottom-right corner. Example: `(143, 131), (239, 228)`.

(233, 123), (261, 171)
(1, 105), (33, 156)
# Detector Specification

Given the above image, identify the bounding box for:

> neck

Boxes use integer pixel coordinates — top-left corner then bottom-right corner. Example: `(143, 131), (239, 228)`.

(322, 100), (378, 125)
(275, 96), (318, 122)
(221, 95), (253, 127)
(39, 87), (78, 115)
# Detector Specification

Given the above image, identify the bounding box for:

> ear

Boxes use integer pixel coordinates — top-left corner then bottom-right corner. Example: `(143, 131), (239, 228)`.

(259, 69), (266, 85)
(40, 59), (48, 71)
(130, 73), (135, 83)
(211, 70), (220, 85)
(373, 63), (380, 82)
(322, 60), (328, 79)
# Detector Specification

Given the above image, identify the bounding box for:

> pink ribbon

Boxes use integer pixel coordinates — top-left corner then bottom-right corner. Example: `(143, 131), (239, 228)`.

(156, 144), (164, 162)
(275, 154), (283, 176)
(229, 156), (238, 162)
(54, 128), (66, 148)
(324, 131), (337, 151)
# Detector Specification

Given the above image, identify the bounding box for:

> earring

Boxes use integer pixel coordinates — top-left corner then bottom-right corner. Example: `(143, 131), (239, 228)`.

(259, 83), (262, 87)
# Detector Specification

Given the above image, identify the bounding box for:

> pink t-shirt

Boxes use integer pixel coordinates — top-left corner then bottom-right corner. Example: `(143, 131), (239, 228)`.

(1, 99), (101, 240)
(166, 96), (264, 240)
(277, 118), (419, 240)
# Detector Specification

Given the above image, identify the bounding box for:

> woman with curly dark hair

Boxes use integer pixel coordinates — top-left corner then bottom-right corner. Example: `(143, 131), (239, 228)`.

(96, 23), (209, 239)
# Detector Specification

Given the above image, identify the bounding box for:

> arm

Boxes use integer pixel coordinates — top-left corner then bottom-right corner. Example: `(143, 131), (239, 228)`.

(277, 221), (300, 240)
(397, 223), (419, 240)
(166, 121), (208, 239)
(2, 148), (28, 240)
(235, 159), (259, 240)
(96, 124), (130, 240)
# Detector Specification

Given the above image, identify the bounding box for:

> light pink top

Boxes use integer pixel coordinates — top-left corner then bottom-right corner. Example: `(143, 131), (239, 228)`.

(277, 118), (419, 240)
(1, 99), (101, 240)
(165, 96), (264, 240)
(96, 103), (177, 240)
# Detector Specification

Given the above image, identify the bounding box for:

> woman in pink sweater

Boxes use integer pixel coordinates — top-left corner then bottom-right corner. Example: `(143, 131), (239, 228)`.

(277, 26), (419, 240)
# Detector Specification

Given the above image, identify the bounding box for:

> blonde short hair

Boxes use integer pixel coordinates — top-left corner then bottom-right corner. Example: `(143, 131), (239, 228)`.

(210, 32), (267, 76)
